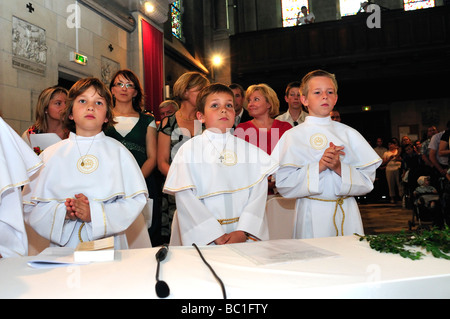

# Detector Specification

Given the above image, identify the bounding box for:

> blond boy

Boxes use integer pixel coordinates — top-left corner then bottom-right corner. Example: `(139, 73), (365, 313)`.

(272, 70), (381, 238)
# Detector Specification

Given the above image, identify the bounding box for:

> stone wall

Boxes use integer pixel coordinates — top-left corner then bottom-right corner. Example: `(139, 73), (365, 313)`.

(0, 0), (128, 134)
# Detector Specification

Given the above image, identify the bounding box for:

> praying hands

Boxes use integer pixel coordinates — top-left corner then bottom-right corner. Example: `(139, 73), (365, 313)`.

(65, 193), (91, 222)
(319, 142), (345, 176)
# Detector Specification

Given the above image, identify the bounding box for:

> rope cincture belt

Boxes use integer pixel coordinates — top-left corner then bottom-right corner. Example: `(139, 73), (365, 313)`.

(306, 196), (350, 236)
(78, 222), (85, 242)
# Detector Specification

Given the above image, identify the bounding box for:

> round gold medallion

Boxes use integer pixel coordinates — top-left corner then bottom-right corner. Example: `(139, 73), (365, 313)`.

(77, 155), (99, 174)
(310, 133), (328, 150)
(220, 150), (238, 166)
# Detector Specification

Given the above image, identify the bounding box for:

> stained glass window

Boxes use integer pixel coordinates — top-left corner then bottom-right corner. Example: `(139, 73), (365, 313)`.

(171, 0), (182, 40)
(281, 0), (309, 27)
(339, 0), (364, 17)
(404, 0), (435, 11)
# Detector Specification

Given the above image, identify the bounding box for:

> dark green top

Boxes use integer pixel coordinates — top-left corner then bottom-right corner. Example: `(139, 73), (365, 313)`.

(105, 113), (155, 167)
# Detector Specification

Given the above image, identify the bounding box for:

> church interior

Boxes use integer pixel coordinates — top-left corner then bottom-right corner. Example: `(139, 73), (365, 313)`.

(0, 0), (449, 300)
(2, 0), (449, 139)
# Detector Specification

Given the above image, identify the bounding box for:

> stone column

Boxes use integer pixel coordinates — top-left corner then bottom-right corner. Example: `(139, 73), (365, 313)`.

(211, 0), (231, 84)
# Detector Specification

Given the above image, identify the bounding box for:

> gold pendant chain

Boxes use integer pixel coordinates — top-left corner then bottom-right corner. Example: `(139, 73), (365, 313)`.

(75, 135), (96, 166)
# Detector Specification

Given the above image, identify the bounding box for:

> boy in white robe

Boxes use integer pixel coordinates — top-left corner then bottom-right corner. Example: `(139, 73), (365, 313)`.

(163, 84), (278, 246)
(22, 78), (149, 249)
(272, 70), (381, 238)
(0, 117), (42, 257)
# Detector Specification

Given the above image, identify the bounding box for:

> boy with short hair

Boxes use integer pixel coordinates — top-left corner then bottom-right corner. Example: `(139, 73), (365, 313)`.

(23, 78), (149, 249)
(272, 70), (381, 238)
(276, 81), (307, 126)
(164, 84), (278, 246)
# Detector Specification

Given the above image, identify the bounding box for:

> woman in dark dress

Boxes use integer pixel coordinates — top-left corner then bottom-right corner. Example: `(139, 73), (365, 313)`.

(105, 69), (161, 245)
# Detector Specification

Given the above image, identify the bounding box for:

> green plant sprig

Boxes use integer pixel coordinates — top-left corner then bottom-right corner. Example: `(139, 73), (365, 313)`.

(355, 226), (450, 261)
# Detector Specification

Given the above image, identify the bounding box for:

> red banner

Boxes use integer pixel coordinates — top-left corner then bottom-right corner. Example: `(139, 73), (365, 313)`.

(142, 20), (163, 121)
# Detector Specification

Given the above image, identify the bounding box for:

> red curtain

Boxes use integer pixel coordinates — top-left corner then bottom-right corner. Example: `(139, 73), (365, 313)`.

(142, 20), (163, 121)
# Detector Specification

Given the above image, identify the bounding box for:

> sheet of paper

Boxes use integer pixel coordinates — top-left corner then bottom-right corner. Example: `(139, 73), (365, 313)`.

(29, 133), (61, 150)
(228, 239), (338, 266)
(27, 247), (89, 269)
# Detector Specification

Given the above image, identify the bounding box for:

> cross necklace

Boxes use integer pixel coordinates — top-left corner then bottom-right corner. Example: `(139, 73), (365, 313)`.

(205, 131), (231, 163)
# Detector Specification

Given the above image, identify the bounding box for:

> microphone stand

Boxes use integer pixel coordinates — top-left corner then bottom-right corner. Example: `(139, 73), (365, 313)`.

(192, 243), (227, 299)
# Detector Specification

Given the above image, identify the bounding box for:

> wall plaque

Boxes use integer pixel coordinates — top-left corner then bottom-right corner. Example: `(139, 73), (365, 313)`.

(101, 56), (120, 85)
(12, 16), (47, 76)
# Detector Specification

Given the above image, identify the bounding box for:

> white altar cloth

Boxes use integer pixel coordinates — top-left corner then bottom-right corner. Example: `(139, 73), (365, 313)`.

(0, 236), (448, 299)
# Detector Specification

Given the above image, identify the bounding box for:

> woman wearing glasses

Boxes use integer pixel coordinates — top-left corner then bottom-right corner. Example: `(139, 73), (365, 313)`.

(106, 69), (158, 243)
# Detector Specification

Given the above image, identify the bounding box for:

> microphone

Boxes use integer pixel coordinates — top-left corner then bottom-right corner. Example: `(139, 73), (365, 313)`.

(155, 244), (170, 298)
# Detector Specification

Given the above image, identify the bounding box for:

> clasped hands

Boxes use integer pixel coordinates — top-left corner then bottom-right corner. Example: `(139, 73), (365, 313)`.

(319, 142), (345, 176)
(214, 231), (247, 245)
(65, 193), (91, 222)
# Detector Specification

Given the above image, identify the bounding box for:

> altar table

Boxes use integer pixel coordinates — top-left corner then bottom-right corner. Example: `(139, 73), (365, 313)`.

(0, 236), (448, 299)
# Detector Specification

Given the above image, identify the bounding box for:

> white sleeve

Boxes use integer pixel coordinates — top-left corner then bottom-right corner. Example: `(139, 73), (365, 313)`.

(275, 163), (322, 198)
(236, 177), (269, 240)
(83, 194), (147, 241)
(337, 162), (378, 196)
(24, 201), (76, 246)
(174, 190), (224, 246)
(0, 188), (28, 257)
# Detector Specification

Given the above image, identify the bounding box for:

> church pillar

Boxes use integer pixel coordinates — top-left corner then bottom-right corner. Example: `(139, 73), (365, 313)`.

(210, 0), (231, 84)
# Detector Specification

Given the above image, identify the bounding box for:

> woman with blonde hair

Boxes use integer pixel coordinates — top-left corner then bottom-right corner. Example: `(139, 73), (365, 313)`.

(234, 83), (292, 195)
(234, 83), (292, 155)
(157, 71), (209, 243)
(158, 71), (209, 176)
(22, 86), (69, 152)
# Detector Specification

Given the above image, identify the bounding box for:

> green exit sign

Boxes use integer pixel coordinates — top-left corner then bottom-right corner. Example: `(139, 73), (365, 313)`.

(70, 52), (88, 65)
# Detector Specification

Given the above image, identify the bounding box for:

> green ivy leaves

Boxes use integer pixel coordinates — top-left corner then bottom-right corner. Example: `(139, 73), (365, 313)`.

(356, 226), (450, 261)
